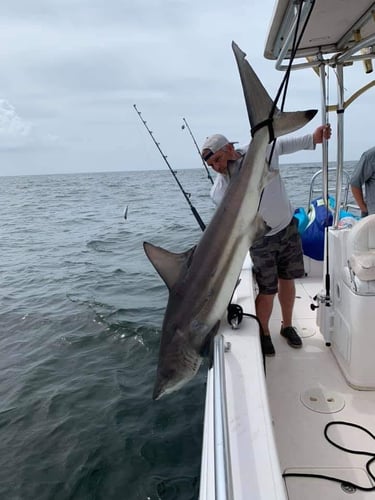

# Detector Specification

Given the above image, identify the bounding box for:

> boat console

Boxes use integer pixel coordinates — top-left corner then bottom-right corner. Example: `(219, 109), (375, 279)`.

(319, 215), (375, 389)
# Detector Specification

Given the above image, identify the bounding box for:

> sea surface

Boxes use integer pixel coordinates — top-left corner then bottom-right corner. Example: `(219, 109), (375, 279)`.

(0, 162), (355, 500)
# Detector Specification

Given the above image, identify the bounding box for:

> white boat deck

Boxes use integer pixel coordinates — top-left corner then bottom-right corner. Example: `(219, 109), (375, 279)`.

(266, 275), (375, 499)
(199, 263), (375, 499)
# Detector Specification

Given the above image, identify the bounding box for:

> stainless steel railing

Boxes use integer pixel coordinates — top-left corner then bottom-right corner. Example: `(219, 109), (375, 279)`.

(213, 334), (234, 500)
(307, 167), (351, 212)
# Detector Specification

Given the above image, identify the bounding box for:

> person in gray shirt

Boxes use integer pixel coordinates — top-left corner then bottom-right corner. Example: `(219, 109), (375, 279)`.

(350, 146), (375, 217)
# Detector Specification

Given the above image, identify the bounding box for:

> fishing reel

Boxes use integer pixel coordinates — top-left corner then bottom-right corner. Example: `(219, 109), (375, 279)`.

(310, 291), (331, 310)
(227, 303), (244, 329)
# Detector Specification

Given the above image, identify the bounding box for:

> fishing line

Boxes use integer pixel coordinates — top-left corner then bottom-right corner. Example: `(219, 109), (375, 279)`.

(134, 104), (206, 231)
(181, 117), (214, 185)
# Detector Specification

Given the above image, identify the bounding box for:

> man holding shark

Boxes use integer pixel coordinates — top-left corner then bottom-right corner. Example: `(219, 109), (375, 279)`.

(201, 123), (331, 356)
(144, 42), (326, 399)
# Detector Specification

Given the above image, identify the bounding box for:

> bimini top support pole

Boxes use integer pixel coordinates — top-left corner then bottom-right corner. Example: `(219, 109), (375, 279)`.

(319, 61), (329, 208)
(334, 63), (345, 228)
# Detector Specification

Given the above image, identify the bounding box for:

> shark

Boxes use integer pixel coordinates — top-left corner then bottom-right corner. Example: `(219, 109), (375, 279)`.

(144, 41), (317, 399)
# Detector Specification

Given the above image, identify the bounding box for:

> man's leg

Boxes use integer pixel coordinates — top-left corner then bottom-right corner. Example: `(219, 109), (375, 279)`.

(255, 292), (276, 356)
(255, 292), (275, 335)
(250, 232), (279, 357)
(278, 277), (302, 348)
(277, 219), (303, 348)
(278, 278), (295, 328)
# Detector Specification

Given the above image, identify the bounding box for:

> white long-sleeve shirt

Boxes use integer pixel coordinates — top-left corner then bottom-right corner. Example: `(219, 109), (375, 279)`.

(210, 134), (315, 236)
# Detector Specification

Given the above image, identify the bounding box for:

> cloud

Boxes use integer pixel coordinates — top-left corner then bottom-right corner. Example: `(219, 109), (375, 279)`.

(0, 0), (373, 176)
(0, 99), (31, 137)
(0, 99), (59, 151)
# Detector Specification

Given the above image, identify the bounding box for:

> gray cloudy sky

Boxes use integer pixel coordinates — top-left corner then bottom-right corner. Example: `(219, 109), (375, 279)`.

(1, 0), (374, 176)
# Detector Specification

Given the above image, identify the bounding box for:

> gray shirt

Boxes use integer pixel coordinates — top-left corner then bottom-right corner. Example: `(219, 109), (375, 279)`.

(210, 134), (315, 236)
(350, 146), (375, 215)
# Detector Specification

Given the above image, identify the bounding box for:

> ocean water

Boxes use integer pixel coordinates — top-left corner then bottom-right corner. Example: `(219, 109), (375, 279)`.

(0, 163), (354, 500)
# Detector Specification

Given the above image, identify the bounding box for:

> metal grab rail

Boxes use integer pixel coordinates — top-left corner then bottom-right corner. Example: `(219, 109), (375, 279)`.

(307, 167), (351, 211)
(213, 334), (234, 500)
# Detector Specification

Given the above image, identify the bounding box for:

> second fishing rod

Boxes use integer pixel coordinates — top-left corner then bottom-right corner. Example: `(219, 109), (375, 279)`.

(134, 104), (206, 232)
(181, 117), (214, 185)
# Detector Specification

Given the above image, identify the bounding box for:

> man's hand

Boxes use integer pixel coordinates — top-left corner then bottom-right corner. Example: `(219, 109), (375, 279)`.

(313, 124), (332, 144)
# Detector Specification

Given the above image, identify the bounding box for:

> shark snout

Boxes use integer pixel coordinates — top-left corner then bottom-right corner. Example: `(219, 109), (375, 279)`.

(152, 329), (203, 399)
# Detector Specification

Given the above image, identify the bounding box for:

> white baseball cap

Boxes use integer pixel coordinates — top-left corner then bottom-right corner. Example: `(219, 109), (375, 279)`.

(201, 134), (237, 160)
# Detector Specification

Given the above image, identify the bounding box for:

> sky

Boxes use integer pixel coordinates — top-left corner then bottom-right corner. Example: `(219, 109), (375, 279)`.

(1, 0), (374, 177)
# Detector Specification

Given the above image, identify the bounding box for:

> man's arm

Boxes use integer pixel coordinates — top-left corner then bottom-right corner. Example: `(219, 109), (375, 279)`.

(350, 150), (372, 216)
(276, 124), (332, 157)
(351, 185), (368, 215)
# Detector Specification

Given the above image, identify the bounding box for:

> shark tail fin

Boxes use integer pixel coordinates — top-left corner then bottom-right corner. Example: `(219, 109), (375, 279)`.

(231, 41), (317, 140)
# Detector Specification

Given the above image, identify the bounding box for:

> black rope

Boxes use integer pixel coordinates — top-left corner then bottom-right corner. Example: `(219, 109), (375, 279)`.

(271, 0), (316, 116)
(283, 421), (375, 491)
(267, 0), (316, 164)
(251, 118), (275, 142)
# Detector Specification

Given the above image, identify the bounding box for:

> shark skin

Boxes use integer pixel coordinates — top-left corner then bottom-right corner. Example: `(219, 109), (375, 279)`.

(144, 41), (317, 399)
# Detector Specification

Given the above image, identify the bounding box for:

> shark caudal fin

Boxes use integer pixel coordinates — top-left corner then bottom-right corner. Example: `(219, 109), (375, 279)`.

(231, 41), (317, 139)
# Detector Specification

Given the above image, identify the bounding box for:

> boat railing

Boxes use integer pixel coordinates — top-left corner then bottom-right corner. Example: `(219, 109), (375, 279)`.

(213, 334), (234, 500)
(307, 167), (351, 211)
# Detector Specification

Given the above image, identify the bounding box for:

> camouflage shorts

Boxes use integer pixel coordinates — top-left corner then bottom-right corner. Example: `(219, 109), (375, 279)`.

(250, 217), (304, 295)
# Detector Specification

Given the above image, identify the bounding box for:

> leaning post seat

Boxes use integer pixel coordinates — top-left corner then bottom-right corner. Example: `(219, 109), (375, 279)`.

(345, 214), (375, 294)
(330, 214), (375, 389)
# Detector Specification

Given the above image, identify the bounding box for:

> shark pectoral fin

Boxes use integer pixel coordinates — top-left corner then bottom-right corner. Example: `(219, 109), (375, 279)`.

(143, 242), (196, 290)
(199, 320), (221, 368)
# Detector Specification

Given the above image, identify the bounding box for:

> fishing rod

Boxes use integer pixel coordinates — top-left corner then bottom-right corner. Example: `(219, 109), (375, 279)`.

(133, 104), (206, 232)
(181, 117), (214, 185)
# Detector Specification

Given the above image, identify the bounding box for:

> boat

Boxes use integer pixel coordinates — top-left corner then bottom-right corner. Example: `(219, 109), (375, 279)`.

(198, 1), (375, 498)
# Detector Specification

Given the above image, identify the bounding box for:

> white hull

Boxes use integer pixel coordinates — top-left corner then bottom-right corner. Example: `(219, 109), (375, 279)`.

(199, 255), (286, 500)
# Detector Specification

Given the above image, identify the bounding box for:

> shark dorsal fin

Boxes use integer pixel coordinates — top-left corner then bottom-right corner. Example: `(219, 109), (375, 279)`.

(143, 242), (196, 290)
